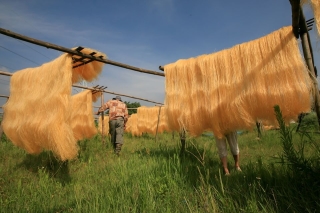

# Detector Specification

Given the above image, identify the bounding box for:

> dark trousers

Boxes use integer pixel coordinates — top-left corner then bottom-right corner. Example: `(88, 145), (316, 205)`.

(109, 117), (124, 149)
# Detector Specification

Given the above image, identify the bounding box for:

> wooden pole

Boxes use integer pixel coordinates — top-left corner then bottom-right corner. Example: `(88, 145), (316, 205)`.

(155, 106), (162, 143)
(0, 28), (165, 77)
(0, 71), (12, 77)
(101, 92), (105, 145)
(289, 0), (320, 129)
(179, 128), (186, 156)
(256, 122), (262, 138)
(298, 5), (320, 129)
(0, 70), (163, 105)
(289, 0), (301, 39)
(296, 113), (306, 132)
(0, 122), (3, 139)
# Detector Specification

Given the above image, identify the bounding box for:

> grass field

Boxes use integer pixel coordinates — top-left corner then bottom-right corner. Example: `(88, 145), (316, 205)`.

(0, 111), (319, 212)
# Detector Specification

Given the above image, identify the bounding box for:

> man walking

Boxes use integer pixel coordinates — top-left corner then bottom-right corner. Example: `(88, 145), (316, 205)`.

(96, 96), (128, 155)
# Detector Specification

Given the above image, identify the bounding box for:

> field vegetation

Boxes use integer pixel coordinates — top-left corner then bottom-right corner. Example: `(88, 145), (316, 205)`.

(0, 107), (319, 212)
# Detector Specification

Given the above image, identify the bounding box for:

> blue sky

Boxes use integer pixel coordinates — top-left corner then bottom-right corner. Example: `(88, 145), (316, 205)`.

(0, 0), (319, 110)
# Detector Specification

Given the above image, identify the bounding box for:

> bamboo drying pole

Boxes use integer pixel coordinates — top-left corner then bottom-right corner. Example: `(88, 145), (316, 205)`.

(155, 105), (162, 143)
(289, 0), (301, 39)
(73, 84), (163, 105)
(0, 71), (12, 76)
(100, 91), (105, 145)
(0, 70), (163, 105)
(0, 95), (4, 138)
(179, 129), (186, 156)
(0, 28), (165, 77)
(289, 0), (320, 129)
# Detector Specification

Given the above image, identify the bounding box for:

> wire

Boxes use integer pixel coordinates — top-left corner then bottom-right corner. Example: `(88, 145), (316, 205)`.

(0, 63), (15, 71)
(0, 45), (39, 65)
(18, 40), (52, 60)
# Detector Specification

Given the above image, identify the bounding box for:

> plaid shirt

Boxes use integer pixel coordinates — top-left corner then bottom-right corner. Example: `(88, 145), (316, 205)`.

(100, 99), (128, 122)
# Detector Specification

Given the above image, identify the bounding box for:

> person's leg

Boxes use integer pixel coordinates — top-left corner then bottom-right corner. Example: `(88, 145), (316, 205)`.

(115, 118), (124, 155)
(109, 120), (117, 151)
(215, 135), (229, 175)
(226, 131), (241, 171)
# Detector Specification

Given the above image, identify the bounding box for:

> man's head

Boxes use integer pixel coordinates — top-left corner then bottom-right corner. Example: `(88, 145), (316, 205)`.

(115, 96), (121, 101)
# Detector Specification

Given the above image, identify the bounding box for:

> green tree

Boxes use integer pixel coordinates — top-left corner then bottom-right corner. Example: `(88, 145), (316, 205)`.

(124, 101), (141, 115)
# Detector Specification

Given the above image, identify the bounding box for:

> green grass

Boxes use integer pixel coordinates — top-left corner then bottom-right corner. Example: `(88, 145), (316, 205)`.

(0, 112), (320, 212)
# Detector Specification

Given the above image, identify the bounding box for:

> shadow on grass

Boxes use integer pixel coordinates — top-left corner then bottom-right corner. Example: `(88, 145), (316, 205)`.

(134, 131), (320, 212)
(47, 202), (77, 213)
(16, 152), (71, 186)
(136, 140), (221, 187)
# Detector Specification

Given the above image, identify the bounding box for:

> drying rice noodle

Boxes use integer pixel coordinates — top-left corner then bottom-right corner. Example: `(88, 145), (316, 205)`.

(2, 47), (106, 160)
(164, 26), (312, 138)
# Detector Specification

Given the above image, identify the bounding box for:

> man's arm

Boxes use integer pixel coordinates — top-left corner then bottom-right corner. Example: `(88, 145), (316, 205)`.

(95, 101), (109, 115)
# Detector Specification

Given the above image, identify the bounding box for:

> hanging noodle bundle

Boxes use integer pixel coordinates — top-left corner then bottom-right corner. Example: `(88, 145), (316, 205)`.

(91, 91), (102, 102)
(70, 90), (98, 141)
(157, 107), (171, 134)
(137, 106), (150, 134)
(125, 114), (140, 136)
(164, 26), (312, 138)
(98, 115), (109, 135)
(1, 47), (106, 161)
(71, 48), (107, 83)
(136, 106), (170, 135)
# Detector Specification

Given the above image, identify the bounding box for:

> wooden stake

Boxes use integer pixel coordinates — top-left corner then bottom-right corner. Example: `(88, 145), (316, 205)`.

(155, 106), (162, 143)
(256, 122), (262, 138)
(101, 92), (105, 145)
(179, 129), (186, 156)
(298, 5), (320, 129)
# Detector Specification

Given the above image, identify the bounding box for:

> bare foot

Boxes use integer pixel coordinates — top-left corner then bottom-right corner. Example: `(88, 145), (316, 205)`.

(224, 168), (230, 175)
(235, 166), (242, 172)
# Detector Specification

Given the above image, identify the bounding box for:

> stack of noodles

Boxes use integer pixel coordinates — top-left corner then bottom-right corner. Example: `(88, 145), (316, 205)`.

(70, 90), (101, 141)
(125, 114), (140, 136)
(98, 115), (109, 135)
(1, 47), (106, 161)
(302, 0), (320, 37)
(136, 106), (170, 135)
(164, 26), (312, 139)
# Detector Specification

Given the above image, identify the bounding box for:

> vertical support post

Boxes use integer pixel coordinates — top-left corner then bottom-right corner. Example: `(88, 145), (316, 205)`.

(101, 92), (105, 145)
(256, 122), (262, 138)
(155, 105), (162, 143)
(296, 113), (306, 132)
(0, 96), (9, 139)
(299, 5), (320, 129)
(0, 120), (3, 139)
(179, 128), (186, 156)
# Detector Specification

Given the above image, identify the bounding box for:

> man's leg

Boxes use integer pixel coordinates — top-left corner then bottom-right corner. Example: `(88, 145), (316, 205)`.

(109, 120), (117, 151)
(115, 118), (124, 156)
(115, 143), (122, 156)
